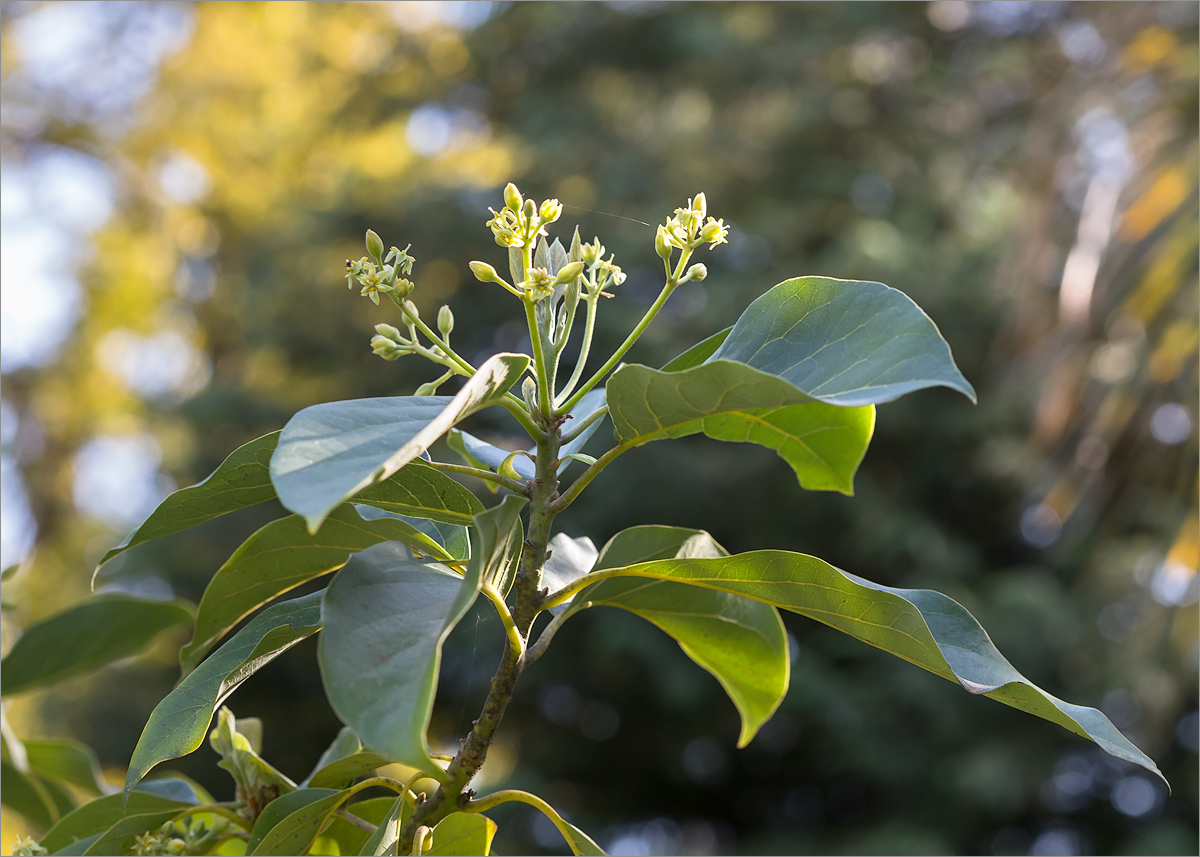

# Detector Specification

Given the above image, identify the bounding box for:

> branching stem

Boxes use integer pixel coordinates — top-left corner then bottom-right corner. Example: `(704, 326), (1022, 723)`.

(423, 460), (528, 495)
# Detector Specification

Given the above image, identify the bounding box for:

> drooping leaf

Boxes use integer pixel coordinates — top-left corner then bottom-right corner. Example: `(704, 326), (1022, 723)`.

(567, 526), (788, 747)
(426, 812), (497, 856)
(319, 543), (481, 775)
(1, 596), (193, 697)
(40, 792), (193, 855)
(607, 361), (875, 494)
(582, 550), (1166, 783)
(179, 504), (453, 674)
(710, 276), (977, 405)
(470, 495), (527, 596)
(448, 387), (609, 480)
(481, 791), (604, 856)
(353, 460), (485, 526)
(124, 593), (322, 803)
(97, 431), (280, 570)
(271, 353), (529, 532)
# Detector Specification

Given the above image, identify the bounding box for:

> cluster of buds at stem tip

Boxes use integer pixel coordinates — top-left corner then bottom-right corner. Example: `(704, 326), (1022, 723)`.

(485, 182), (563, 249)
(656, 192), (729, 267)
(346, 230), (416, 304)
(370, 322), (414, 361)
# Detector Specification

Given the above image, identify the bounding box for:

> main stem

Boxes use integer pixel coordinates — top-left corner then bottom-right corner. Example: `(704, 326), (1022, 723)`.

(398, 415), (561, 851)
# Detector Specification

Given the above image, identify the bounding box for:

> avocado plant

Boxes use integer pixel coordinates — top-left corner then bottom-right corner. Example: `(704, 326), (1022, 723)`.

(2, 185), (1165, 856)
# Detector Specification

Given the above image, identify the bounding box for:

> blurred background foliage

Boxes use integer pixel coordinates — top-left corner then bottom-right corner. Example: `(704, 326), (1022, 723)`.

(1, 1), (1196, 854)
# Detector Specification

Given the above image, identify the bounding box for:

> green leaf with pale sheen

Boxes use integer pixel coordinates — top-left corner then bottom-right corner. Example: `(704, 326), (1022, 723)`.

(571, 526), (787, 747)
(40, 792), (192, 854)
(271, 353), (529, 532)
(661, 327), (731, 371)
(319, 542), (481, 775)
(179, 504), (452, 674)
(354, 460), (485, 526)
(97, 432), (280, 570)
(356, 795), (407, 856)
(709, 276), (976, 405)
(584, 550), (1165, 784)
(249, 787), (349, 855)
(471, 495), (527, 596)
(607, 361), (875, 494)
(427, 812), (497, 855)
(124, 594), (322, 803)
(0, 762), (74, 830)
(24, 739), (107, 796)
(1, 596), (193, 697)
(300, 729), (391, 790)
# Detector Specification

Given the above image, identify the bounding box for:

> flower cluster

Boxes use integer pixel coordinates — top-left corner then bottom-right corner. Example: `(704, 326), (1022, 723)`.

(655, 192), (728, 257)
(345, 230), (415, 305)
(485, 182), (563, 249)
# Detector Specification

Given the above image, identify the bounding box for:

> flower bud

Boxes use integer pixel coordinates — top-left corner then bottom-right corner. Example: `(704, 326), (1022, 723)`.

(394, 278), (414, 299)
(470, 261), (502, 283)
(374, 323), (404, 342)
(699, 218), (728, 247)
(437, 305), (454, 336)
(682, 262), (708, 283)
(493, 230), (524, 248)
(539, 198), (563, 223)
(504, 182), (523, 213)
(692, 192), (707, 219)
(580, 239), (605, 266)
(655, 225), (673, 260)
(551, 261), (585, 287)
(365, 229), (385, 260)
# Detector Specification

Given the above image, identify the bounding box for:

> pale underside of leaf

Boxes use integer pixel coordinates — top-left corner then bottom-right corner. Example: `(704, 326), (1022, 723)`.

(271, 353), (529, 532)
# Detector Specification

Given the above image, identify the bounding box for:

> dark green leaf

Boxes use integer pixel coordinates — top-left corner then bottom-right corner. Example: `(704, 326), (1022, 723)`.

(709, 276), (976, 405)
(470, 495), (527, 596)
(355, 795), (406, 856)
(271, 353), (530, 532)
(320, 543), (482, 774)
(40, 792), (192, 855)
(180, 504), (452, 674)
(427, 812), (497, 855)
(607, 361), (875, 494)
(1, 596), (193, 697)
(353, 460), (485, 526)
(124, 593), (322, 803)
(660, 327), (731, 371)
(573, 526), (787, 747)
(97, 431), (280, 570)
(1, 762), (74, 831)
(587, 550), (1165, 783)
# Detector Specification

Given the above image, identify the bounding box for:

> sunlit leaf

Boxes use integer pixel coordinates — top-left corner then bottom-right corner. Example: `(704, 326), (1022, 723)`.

(470, 495), (527, 596)
(354, 460), (485, 526)
(39, 792), (193, 855)
(427, 811), (497, 856)
(247, 787), (347, 855)
(271, 353), (529, 532)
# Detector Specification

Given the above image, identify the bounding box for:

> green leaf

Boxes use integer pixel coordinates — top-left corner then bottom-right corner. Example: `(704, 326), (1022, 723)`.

(124, 593), (322, 803)
(24, 739), (108, 796)
(540, 534), (598, 609)
(271, 353), (530, 532)
(301, 729), (391, 790)
(179, 504), (454, 674)
(586, 550), (1166, 784)
(97, 431), (280, 570)
(249, 787), (348, 855)
(319, 543), (482, 775)
(572, 526), (787, 747)
(607, 361), (875, 494)
(39, 792), (192, 855)
(448, 388), (608, 480)
(427, 812), (497, 856)
(1, 762), (74, 831)
(661, 326), (731, 371)
(709, 276), (976, 405)
(1, 596), (193, 697)
(470, 495), (527, 596)
(353, 460), (485, 526)
(356, 795), (406, 856)
(81, 809), (189, 856)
